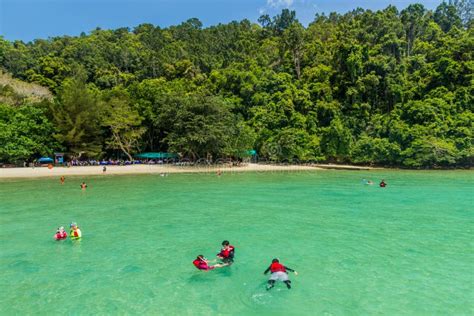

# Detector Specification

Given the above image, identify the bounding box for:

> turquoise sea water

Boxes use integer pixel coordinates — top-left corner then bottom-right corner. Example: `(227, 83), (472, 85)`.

(1, 170), (473, 315)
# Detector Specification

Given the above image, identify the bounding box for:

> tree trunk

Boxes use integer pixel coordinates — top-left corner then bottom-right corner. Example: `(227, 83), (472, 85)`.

(294, 49), (301, 79)
(113, 133), (133, 161)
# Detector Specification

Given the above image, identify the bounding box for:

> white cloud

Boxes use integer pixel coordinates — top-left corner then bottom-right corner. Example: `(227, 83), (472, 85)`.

(267, 0), (294, 8)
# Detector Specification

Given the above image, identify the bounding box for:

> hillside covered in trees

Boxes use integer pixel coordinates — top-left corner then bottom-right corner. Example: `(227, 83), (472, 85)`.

(0, 2), (472, 168)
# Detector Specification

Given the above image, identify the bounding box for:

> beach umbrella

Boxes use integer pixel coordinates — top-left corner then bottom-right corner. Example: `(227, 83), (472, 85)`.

(38, 157), (54, 163)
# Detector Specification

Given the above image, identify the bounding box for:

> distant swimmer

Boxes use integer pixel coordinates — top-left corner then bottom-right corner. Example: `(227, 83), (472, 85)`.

(264, 258), (298, 290)
(54, 226), (67, 240)
(80, 182), (87, 190)
(217, 170), (222, 176)
(379, 179), (387, 188)
(217, 240), (235, 265)
(362, 179), (374, 185)
(193, 255), (225, 271)
(103, 166), (107, 173)
(60, 176), (65, 185)
(70, 223), (82, 240)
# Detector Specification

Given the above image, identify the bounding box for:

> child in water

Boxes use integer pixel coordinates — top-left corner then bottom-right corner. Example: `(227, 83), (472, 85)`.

(54, 226), (67, 240)
(217, 240), (235, 265)
(264, 258), (298, 290)
(193, 255), (226, 271)
(69, 223), (82, 240)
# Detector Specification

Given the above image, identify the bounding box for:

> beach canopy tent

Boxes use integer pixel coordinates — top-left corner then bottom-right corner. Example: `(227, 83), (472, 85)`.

(135, 152), (177, 159)
(247, 150), (257, 156)
(38, 157), (54, 163)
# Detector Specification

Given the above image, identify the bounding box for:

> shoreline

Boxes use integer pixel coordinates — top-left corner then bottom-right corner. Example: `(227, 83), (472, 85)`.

(0, 163), (381, 179)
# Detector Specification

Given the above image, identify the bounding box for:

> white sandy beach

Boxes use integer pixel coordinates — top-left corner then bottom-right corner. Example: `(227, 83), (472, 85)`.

(0, 163), (377, 179)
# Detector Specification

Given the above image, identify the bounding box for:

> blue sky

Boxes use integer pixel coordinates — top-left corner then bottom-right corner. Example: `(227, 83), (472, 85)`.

(1, 0), (442, 42)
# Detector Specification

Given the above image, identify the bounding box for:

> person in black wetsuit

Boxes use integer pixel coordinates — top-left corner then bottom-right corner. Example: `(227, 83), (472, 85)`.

(264, 258), (298, 290)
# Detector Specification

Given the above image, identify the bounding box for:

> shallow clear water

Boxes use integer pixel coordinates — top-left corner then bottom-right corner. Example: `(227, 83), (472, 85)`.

(0, 170), (473, 315)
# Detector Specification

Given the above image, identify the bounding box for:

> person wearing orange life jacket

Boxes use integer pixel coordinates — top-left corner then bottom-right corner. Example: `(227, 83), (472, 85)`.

(264, 258), (298, 290)
(192, 255), (225, 271)
(216, 240), (235, 265)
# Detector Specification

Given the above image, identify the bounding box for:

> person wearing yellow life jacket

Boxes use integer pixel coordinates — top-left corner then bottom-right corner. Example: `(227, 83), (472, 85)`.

(263, 258), (298, 290)
(69, 223), (82, 240)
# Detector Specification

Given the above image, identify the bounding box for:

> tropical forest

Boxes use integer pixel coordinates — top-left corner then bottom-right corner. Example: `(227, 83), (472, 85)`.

(0, 2), (472, 168)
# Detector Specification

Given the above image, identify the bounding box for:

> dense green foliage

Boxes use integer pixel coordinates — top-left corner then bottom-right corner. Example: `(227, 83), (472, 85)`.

(0, 2), (472, 167)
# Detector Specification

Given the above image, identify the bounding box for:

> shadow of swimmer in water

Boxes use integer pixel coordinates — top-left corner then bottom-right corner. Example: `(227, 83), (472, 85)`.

(264, 258), (298, 290)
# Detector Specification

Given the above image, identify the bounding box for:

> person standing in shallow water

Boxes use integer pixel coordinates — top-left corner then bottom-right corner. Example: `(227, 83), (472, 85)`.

(264, 258), (298, 290)
(80, 182), (87, 190)
(60, 176), (65, 185)
(217, 240), (235, 265)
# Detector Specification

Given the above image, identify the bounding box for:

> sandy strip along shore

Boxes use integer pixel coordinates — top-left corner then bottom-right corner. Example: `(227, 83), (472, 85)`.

(0, 163), (378, 179)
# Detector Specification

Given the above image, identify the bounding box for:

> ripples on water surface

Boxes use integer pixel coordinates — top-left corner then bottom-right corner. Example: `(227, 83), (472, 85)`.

(0, 170), (473, 315)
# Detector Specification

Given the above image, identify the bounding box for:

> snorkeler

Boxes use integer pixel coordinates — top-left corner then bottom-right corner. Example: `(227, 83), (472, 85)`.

(60, 176), (65, 185)
(217, 240), (235, 265)
(69, 223), (82, 240)
(264, 258), (298, 290)
(80, 182), (87, 190)
(379, 179), (387, 187)
(54, 226), (67, 240)
(362, 179), (374, 185)
(193, 255), (225, 271)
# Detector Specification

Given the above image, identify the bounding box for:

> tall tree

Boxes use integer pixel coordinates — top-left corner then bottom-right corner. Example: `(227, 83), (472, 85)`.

(51, 72), (103, 158)
(101, 88), (145, 160)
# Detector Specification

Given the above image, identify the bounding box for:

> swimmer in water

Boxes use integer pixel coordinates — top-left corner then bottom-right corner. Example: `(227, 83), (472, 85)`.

(103, 166), (107, 173)
(216, 240), (234, 265)
(264, 258), (298, 290)
(60, 176), (65, 185)
(80, 182), (87, 190)
(70, 223), (82, 240)
(379, 179), (387, 187)
(193, 255), (225, 271)
(217, 170), (222, 176)
(54, 226), (67, 240)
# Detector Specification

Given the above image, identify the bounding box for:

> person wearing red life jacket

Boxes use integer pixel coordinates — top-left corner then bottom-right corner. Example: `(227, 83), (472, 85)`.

(193, 255), (225, 271)
(263, 258), (298, 290)
(379, 179), (387, 188)
(217, 240), (235, 265)
(54, 226), (67, 240)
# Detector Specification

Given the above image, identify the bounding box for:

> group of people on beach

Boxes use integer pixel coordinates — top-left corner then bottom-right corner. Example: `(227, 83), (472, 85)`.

(194, 240), (297, 290)
(54, 223), (82, 240)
